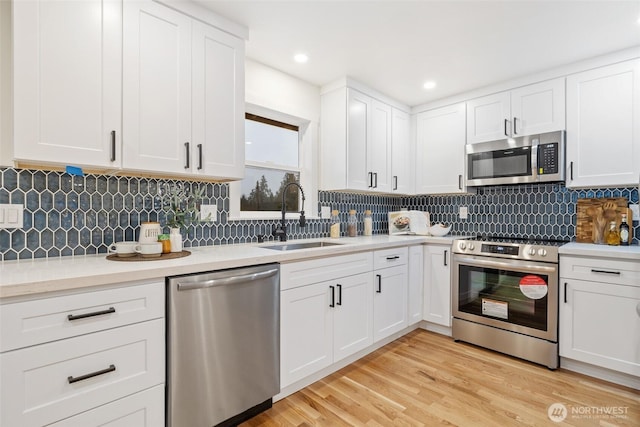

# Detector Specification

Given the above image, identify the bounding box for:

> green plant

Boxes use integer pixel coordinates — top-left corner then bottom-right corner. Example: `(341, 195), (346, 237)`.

(162, 183), (212, 230)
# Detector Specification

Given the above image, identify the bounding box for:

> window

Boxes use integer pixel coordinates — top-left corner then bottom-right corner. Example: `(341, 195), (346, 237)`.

(241, 114), (301, 212)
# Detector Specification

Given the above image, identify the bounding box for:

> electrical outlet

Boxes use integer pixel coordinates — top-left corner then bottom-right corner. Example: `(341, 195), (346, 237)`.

(0, 204), (24, 229)
(200, 204), (217, 223)
(321, 206), (331, 219)
(459, 206), (468, 220)
(629, 204), (639, 221)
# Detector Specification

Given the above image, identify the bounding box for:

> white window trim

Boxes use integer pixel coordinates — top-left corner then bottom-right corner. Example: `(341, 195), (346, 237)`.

(230, 103), (318, 221)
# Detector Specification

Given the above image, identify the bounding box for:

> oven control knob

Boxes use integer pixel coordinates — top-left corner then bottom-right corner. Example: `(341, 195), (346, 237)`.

(458, 242), (466, 250)
(529, 248), (537, 256)
(538, 249), (547, 257)
(468, 243), (475, 250)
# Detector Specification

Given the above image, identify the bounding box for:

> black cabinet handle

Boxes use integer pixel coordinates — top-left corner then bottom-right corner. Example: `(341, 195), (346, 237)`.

(329, 285), (335, 307)
(591, 269), (621, 275)
(110, 130), (116, 162)
(373, 172), (378, 188)
(570, 161), (573, 180)
(336, 284), (342, 306)
(68, 364), (116, 384)
(368, 172), (373, 188)
(197, 144), (203, 170)
(68, 307), (116, 321)
(393, 176), (398, 191)
(376, 274), (382, 293)
(513, 117), (518, 135)
(564, 282), (568, 303)
(444, 250), (448, 266)
(458, 174), (462, 190)
(386, 255), (400, 260)
(504, 119), (509, 137)
(184, 142), (190, 169)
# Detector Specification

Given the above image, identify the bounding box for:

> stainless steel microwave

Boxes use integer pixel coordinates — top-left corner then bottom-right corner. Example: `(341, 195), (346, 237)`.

(465, 130), (565, 186)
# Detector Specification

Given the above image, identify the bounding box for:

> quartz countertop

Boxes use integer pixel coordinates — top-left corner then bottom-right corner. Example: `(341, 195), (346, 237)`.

(0, 235), (459, 299)
(559, 242), (640, 260)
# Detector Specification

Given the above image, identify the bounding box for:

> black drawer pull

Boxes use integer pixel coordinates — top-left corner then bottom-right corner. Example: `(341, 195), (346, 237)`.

(591, 269), (621, 275)
(68, 364), (116, 384)
(68, 307), (116, 321)
(386, 256), (400, 260)
(376, 274), (382, 293)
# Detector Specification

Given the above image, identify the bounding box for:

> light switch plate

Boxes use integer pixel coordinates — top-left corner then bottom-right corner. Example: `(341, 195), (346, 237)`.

(320, 206), (331, 219)
(0, 204), (24, 229)
(200, 204), (217, 223)
(459, 206), (468, 220)
(629, 204), (639, 222)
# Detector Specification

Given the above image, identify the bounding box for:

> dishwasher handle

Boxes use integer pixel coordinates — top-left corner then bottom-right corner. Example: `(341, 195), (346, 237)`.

(177, 268), (279, 291)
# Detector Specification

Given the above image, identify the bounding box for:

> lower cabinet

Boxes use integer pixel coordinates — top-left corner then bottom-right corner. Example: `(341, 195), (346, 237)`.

(423, 243), (452, 327)
(408, 245), (424, 325)
(373, 265), (408, 341)
(280, 272), (373, 388)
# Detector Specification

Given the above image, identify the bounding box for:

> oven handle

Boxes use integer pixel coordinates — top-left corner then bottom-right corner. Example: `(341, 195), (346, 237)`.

(452, 255), (557, 275)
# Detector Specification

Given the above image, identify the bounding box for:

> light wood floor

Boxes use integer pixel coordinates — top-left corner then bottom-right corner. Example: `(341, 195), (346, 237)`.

(242, 329), (639, 426)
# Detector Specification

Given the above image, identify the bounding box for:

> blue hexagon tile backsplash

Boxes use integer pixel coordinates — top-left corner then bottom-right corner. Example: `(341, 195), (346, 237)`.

(0, 167), (638, 260)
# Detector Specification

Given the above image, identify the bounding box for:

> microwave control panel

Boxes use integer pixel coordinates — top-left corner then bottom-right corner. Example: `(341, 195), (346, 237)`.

(538, 142), (559, 175)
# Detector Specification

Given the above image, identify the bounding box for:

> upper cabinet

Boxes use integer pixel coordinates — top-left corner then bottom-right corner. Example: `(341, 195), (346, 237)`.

(466, 78), (565, 144)
(12, 0), (122, 169)
(415, 102), (466, 194)
(391, 108), (413, 194)
(10, 0), (245, 180)
(566, 59), (640, 188)
(123, 0), (244, 180)
(320, 85), (409, 193)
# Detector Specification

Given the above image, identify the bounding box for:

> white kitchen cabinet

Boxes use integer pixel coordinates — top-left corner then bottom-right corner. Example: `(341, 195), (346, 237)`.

(373, 247), (408, 341)
(408, 245), (424, 325)
(280, 253), (374, 388)
(320, 86), (395, 193)
(123, 0), (244, 179)
(423, 243), (452, 327)
(0, 280), (165, 427)
(566, 59), (640, 188)
(415, 102), (466, 194)
(560, 255), (640, 378)
(12, 0), (122, 169)
(466, 78), (565, 144)
(391, 108), (413, 194)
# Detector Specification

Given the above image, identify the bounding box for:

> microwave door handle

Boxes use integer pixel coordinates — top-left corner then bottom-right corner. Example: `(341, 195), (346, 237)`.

(532, 143), (539, 181)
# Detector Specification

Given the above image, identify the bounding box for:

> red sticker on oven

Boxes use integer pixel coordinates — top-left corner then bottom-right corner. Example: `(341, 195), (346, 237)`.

(519, 275), (548, 299)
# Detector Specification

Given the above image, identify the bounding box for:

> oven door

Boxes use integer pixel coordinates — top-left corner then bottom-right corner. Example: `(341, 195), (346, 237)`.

(452, 254), (558, 342)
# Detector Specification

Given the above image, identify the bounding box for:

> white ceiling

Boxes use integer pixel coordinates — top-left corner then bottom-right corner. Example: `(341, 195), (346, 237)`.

(197, 0), (640, 107)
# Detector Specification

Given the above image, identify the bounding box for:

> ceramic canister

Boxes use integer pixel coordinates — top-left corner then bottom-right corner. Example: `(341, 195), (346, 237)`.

(139, 221), (162, 244)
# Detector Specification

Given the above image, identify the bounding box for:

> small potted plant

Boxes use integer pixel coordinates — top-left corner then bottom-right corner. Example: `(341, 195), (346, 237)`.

(162, 183), (212, 252)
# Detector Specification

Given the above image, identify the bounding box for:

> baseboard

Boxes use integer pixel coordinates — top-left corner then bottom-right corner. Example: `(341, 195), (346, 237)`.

(560, 358), (640, 390)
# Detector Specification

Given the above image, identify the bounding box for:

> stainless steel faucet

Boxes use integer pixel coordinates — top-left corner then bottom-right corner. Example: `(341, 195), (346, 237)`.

(272, 182), (306, 241)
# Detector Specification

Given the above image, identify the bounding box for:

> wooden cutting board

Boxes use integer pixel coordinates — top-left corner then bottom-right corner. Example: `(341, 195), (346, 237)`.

(576, 198), (633, 243)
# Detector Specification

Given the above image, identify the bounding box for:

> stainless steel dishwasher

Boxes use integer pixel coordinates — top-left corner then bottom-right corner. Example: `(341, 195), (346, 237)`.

(166, 264), (280, 427)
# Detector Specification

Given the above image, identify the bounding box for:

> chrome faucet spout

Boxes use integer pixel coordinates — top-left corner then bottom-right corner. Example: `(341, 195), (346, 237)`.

(273, 182), (306, 242)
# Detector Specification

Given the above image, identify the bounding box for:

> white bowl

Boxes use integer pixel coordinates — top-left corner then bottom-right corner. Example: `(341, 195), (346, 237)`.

(429, 224), (451, 237)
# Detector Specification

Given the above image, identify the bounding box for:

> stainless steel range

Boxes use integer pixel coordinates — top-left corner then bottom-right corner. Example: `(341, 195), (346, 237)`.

(452, 236), (567, 369)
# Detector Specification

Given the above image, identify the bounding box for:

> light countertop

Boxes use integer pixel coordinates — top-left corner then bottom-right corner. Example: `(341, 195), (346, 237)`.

(559, 242), (640, 259)
(0, 235), (458, 300)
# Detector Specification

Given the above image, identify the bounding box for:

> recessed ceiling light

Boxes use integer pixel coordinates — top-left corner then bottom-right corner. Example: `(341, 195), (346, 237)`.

(294, 53), (309, 63)
(423, 81), (437, 90)
(245, 141), (252, 145)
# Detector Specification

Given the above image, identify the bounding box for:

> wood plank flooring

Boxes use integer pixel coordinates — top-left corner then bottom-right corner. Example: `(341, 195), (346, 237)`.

(241, 329), (639, 426)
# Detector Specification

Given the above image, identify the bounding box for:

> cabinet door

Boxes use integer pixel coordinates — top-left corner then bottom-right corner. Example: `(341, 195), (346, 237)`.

(280, 283), (333, 388)
(191, 20), (245, 180)
(423, 244), (451, 326)
(373, 265), (408, 342)
(510, 78), (565, 137)
(122, 0), (192, 174)
(408, 245), (424, 325)
(13, 0), (121, 168)
(333, 272), (374, 362)
(566, 59), (640, 188)
(415, 103), (466, 194)
(466, 91), (510, 144)
(369, 100), (393, 192)
(346, 89), (372, 191)
(560, 279), (640, 377)
(391, 108), (413, 194)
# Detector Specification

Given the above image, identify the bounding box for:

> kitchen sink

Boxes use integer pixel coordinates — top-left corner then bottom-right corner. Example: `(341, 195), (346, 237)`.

(262, 241), (344, 251)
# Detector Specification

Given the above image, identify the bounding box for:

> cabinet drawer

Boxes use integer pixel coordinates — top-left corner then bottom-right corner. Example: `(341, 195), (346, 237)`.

(0, 281), (164, 352)
(280, 251), (373, 290)
(48, 385), (165, 427)
(560, 255), (640, 287)
(0, 319), (165, 427)
(373, 246), (408, 270)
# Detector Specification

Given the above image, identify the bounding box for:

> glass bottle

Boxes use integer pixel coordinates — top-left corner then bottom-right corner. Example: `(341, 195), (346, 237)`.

(330, 210), (340, 238)
(606, 221), (620, 246)
(619, 213), (630, 246)
(363, 210), (373, 236)
(347, 210), (357, 237)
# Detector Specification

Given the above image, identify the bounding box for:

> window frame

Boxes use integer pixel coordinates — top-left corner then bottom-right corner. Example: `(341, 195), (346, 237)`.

(230, 103), (318, 221)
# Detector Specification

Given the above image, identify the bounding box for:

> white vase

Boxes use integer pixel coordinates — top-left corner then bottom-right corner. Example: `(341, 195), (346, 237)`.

(170, 228), (183, 253)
